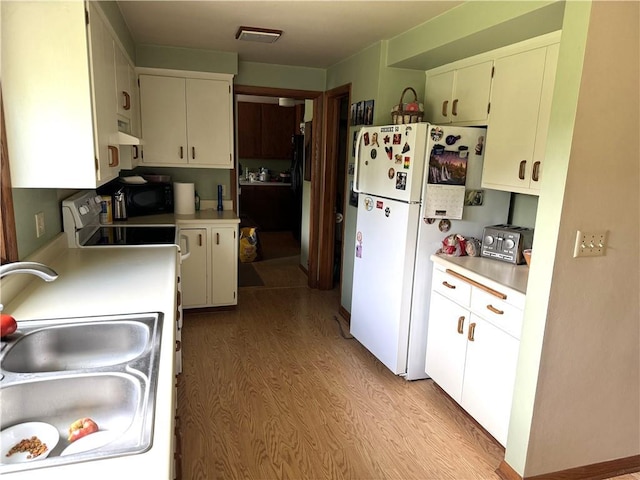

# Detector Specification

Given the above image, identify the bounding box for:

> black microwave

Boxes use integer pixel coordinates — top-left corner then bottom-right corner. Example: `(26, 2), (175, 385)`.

(122, 182), (174, 217)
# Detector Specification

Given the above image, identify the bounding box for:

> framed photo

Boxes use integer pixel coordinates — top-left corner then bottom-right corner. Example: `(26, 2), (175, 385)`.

(350, 103), (357, 126)
(364, 100), (374, 125)
(356, 101), (364, 125)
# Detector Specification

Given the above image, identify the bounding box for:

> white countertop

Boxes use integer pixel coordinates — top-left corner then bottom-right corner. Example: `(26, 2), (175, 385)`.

(112, 209), (240, 226)
(431, 254), (529, 294)
(2, 246), (179, 479)
(239, 180), (291, 187)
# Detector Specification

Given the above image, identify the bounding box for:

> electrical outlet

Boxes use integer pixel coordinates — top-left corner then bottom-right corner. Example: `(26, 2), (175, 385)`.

(573, 230), (607, 257)
(35, 211), (45, 238)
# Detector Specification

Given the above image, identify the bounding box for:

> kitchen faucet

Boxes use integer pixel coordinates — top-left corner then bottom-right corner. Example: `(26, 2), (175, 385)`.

(0, 262), (58, 313)
(0, 261), (59, 281)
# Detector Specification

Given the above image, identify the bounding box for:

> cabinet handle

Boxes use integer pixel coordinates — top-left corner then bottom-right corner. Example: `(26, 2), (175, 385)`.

(452, 99), (459, 116)
(108, 145), (119, 167)
(445, 269), (507, 299)
(442, 100), (449, 117)
(175, 339), (181, 352)
(519, 160), (527, 180)
(442, 281), (456, 290)
(457, 316), (465, 334)
(177, 290), (181, 307)
(192, 146), (196, 159)
(122, 91), (131, 110)
(532, 161), (541, 182)
(133, 145), (139, 159)
(468, 322), (476, 341)
(198, 234), (202, 246)
(216, 232), (220, 245)
(180, 146), (184, 159)
(486, 304), (504, 315)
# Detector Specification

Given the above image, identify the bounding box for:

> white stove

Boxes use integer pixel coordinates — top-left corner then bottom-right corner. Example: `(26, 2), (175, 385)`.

(62, 191), (177, 248)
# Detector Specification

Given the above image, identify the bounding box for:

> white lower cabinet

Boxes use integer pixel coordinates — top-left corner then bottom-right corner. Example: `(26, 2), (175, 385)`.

(426, 262), (524, 446)
(180, 224), (238, 308)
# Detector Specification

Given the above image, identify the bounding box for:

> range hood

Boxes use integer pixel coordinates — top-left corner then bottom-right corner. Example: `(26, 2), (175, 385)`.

(117, 131), (143, 145)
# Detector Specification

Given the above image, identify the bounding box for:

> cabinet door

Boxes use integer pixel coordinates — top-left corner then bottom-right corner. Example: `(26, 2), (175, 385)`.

(424, 70), (454, 124)
(237, 102), (262, 158)
(452, 61), (493, 124)
(261, 104), (295, 159)
(461, 314), (519, 446)
(211, 227), (237, 306)
(87, 3), (120, 185)
(186, 78), (233, 167)
(140, 75), (188, 165)
(482, 47), (547, 192)
(425, 291), (469, 402)
(115, 45), (131, 118)
(180, 229), (209, 308)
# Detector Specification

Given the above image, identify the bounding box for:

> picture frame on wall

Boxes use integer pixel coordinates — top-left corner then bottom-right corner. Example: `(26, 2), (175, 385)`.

(350, 103), (357, 125)
(356, 101), (364, 125)
(364, 100), (374, 125)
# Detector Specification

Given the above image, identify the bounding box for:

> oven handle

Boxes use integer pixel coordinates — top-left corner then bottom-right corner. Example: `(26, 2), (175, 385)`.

(179, 233), (191, 262)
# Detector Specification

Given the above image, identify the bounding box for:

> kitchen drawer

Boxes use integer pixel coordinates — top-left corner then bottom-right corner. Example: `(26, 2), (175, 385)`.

(471, 288), (524, 339)
(433, 266), (472, 307)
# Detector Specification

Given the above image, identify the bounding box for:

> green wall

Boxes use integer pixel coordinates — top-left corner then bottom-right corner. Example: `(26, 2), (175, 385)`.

(97, 1), (136, 60)
(136, 44), (238, 74)
(236, 62), (325, 91)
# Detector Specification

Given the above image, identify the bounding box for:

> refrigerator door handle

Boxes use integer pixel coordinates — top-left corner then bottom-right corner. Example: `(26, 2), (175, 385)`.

(353, 128), (366, 193)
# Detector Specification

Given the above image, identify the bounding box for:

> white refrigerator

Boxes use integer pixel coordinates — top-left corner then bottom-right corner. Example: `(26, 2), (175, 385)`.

(350, 123), (510, 380)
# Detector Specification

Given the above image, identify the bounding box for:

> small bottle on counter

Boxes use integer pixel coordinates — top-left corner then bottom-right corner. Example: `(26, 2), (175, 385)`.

(217, 185), (223, 211)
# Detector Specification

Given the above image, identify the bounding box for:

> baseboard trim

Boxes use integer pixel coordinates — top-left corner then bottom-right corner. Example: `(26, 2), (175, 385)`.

(498, 455), (640, 480)
(299, 264), (308, 276)
(338, 305), (350, 325)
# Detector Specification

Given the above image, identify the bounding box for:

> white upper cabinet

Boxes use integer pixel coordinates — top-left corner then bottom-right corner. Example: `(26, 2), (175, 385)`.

(425, 61), (493, 125)
(2, 2), (122, 188)
(139, 72), (234, 168)
(481, 43), (559, 195)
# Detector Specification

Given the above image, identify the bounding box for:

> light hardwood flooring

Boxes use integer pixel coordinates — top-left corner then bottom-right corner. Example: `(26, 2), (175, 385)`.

(178, 233), (640, 480)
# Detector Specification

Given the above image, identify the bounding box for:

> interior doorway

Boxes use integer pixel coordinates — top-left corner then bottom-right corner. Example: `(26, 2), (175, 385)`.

(316, 84), (351, 291)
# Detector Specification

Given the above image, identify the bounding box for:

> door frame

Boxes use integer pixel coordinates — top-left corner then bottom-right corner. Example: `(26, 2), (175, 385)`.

(316, 84), (351, 290)
(233, 85), (324, 288)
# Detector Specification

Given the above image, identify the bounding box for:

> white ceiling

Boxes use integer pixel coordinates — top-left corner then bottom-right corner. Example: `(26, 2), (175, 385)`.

(116, 1), (463, 69)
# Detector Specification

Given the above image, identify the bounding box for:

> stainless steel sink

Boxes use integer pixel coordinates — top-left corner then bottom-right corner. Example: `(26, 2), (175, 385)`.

(2, 320), (151, 373)
(0, 313), (163, 474)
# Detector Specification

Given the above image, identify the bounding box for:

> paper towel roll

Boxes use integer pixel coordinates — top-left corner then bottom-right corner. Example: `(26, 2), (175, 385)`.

(174, 182), (196, 215)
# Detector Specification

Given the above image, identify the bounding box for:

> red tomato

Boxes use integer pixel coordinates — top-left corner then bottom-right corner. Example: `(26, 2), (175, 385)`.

(0, 313), (17, 337)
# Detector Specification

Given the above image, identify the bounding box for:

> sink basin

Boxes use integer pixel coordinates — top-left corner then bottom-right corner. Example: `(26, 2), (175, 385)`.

(0, 313), (163, 474)
(2, 320), (151, 373)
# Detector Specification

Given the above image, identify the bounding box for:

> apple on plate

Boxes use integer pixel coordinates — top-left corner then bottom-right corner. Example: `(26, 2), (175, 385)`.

(405, 102), (419, 112)
(68, 418), (99, 443)
(1, 313), (17, 337)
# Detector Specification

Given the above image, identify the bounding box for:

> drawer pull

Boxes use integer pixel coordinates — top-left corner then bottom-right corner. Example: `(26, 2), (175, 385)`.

(532, 161), (541, 182)
(452, 98), (459, 116)
(468, 322), (476, 341)
(487, 304), (504, 315)
(198, 234), (203, 246)
(108, 145), (119, 167)
(442, 281), (456, 290)
(180, 146), (184, 159)
(442, 100), (449, 117)
(457, 316), (465, 334)
(445, 269), (507, 300)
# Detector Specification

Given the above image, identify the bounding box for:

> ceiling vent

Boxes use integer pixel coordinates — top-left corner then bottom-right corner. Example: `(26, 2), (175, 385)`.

(235, 26), (283, 43)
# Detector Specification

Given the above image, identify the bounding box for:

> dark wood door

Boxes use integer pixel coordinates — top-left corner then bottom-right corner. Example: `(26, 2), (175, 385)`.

(260, 104), (295, 159)
(237, 102), (261, 158)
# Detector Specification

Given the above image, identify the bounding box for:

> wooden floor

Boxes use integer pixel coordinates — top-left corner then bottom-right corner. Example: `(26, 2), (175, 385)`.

(178, 233), (640, 480)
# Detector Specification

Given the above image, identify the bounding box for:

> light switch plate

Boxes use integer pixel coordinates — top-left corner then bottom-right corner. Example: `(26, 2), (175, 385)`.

(35, 211), (45, 238)
(573, 230), (607, 257)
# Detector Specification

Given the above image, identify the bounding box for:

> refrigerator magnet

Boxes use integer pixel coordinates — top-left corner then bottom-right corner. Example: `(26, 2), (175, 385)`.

(371, 132), (380, 147)
(356, 231), (363, 258)
(383, 135), (391, 144)
(395, 154), (403, 164)
(438, 219), (451, 232)
(385, 146), (393, 160)
(385, 207), (391, 218)
(396, 172), (407, 190)
(475, 136), (485, 155)
(402, 142), (410, 153)
(393, 134), (401, 145)
(404, 157), (411, 169)
(388, 168), (395, 179)
(376, 200), (384, 209)
(364, 197), (374, 211)
(430, 127), (444, 142)
(363, 132), (370, 146)
(370, 149), (377, 159)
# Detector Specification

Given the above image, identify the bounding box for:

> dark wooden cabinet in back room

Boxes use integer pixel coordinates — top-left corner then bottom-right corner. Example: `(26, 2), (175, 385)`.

(237, 102), (296, 159)
(240, 185), (294, 231)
